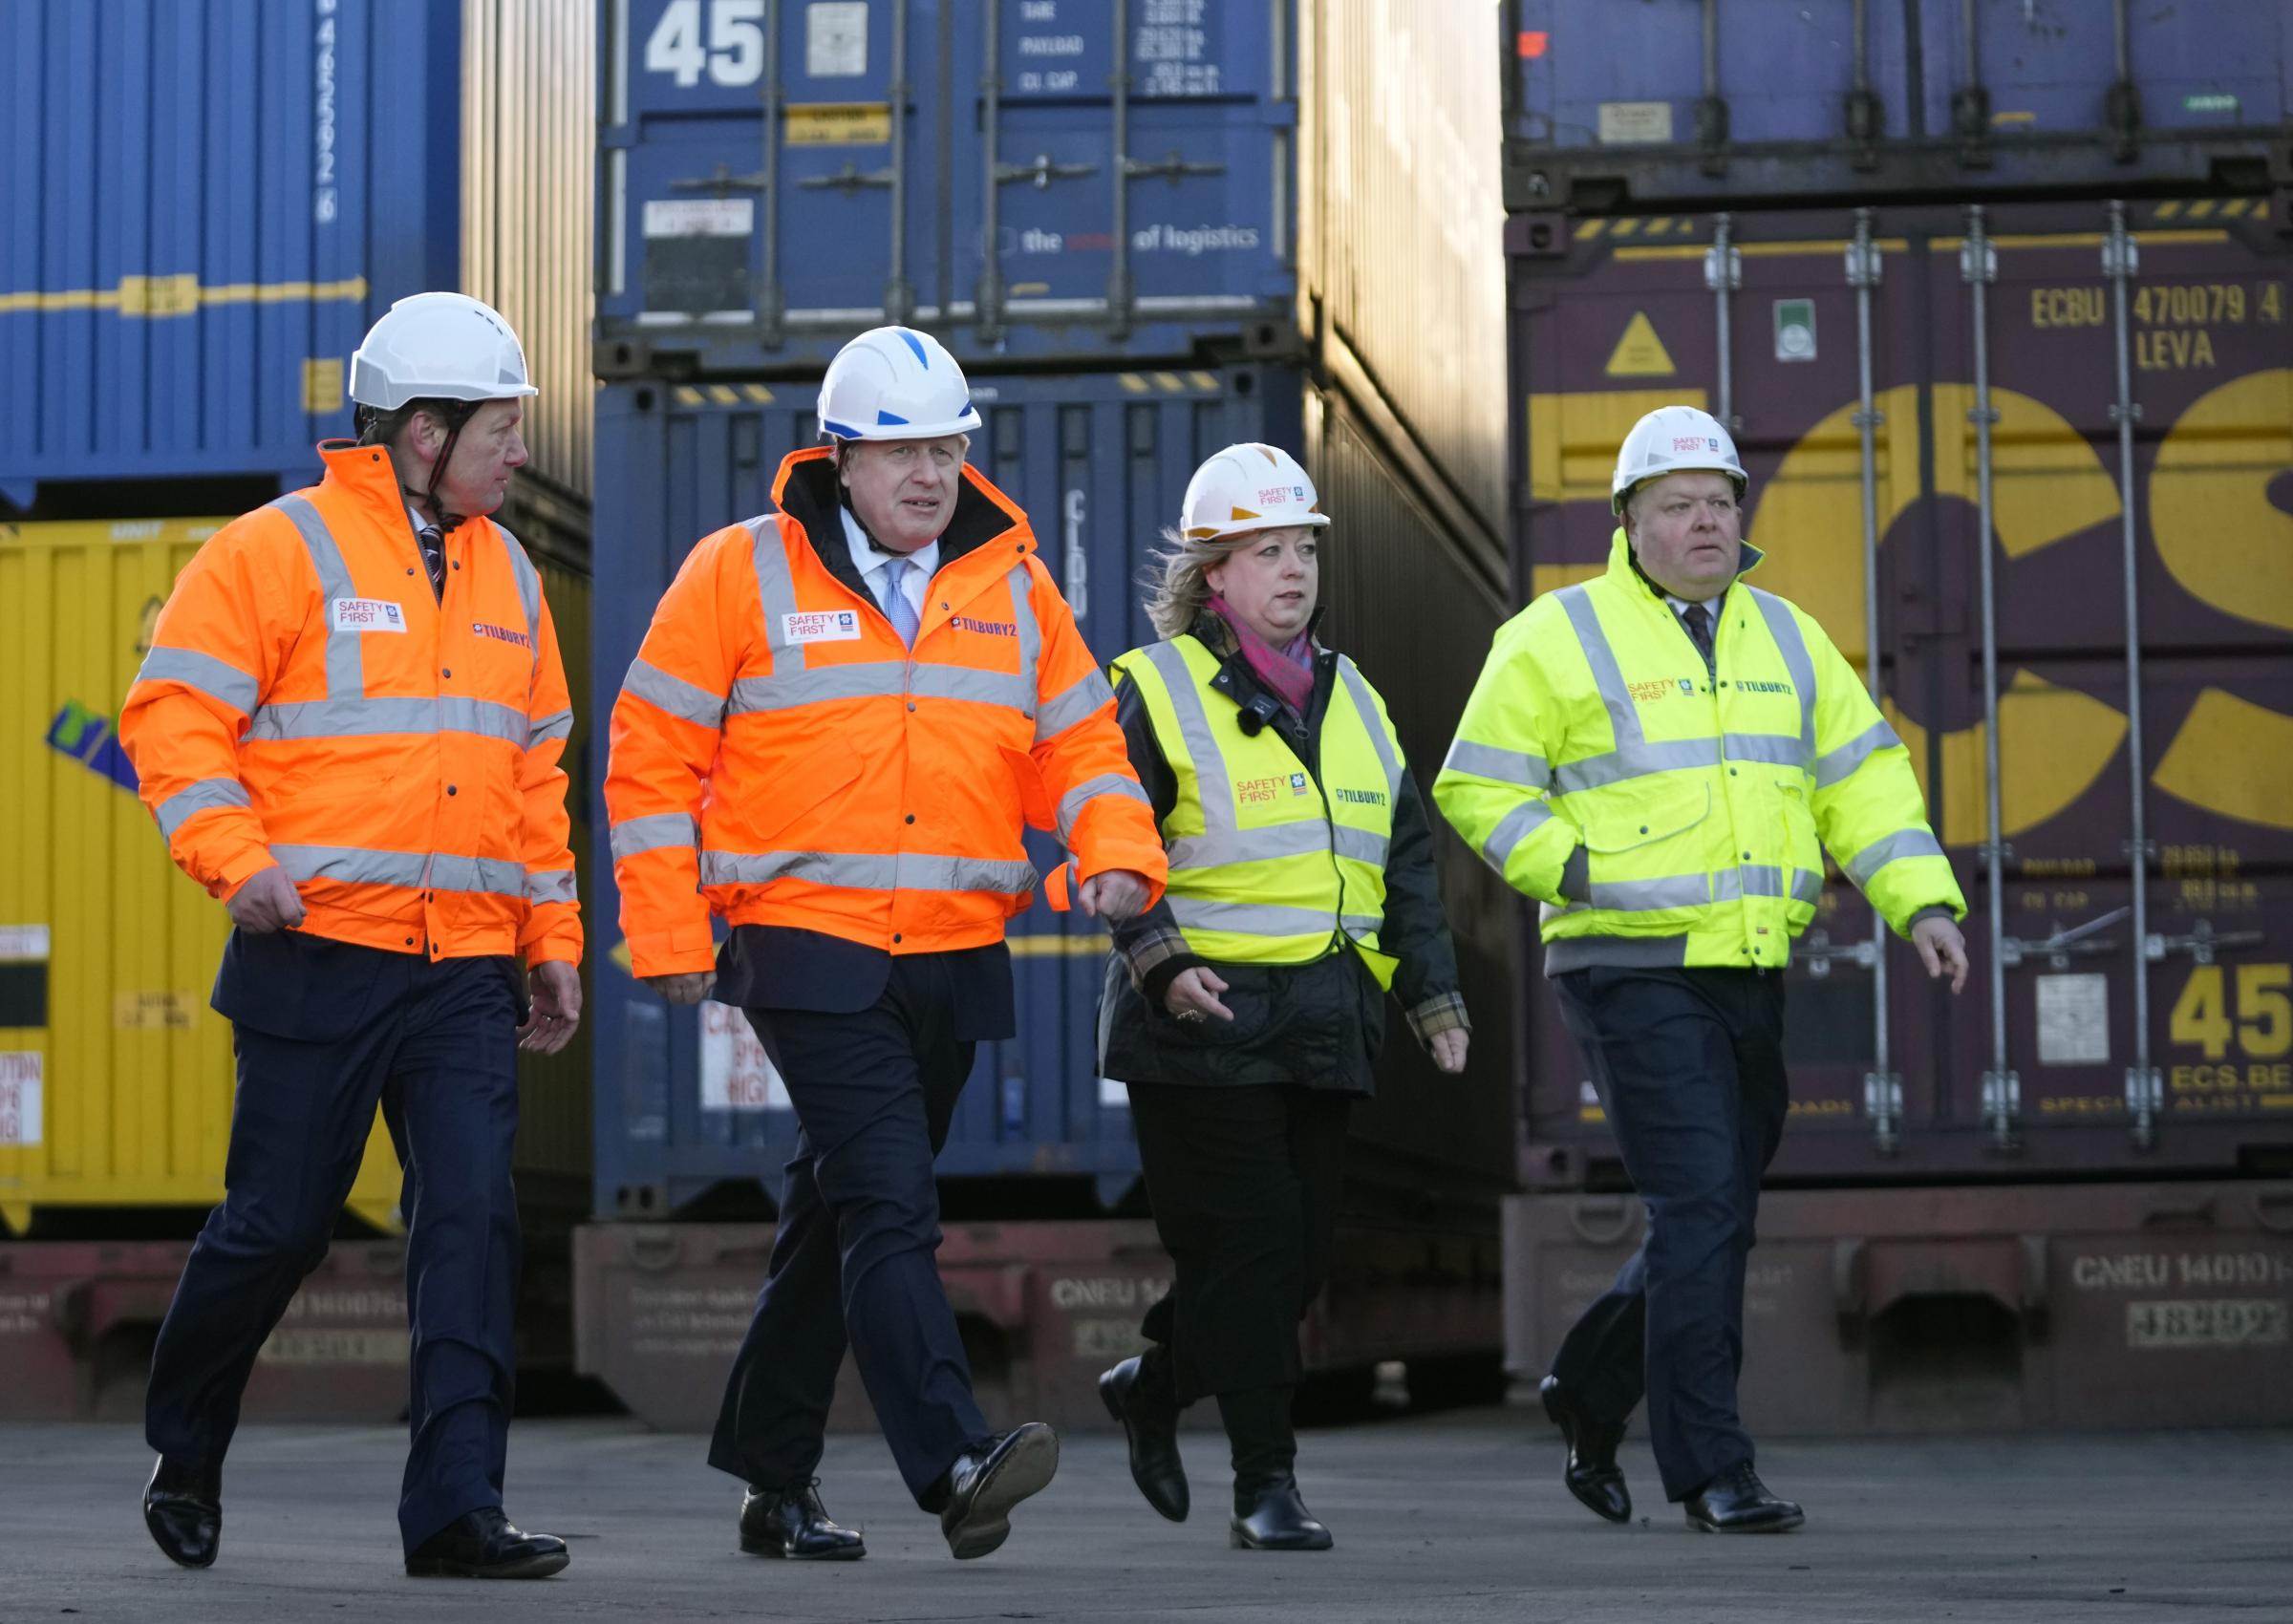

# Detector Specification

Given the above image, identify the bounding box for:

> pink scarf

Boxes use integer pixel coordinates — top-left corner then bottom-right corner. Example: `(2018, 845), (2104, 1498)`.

(1209, 594), (1316, 716)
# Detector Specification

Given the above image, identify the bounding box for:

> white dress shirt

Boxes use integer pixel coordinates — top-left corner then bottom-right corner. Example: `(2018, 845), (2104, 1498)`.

(840, 506), (937, 623)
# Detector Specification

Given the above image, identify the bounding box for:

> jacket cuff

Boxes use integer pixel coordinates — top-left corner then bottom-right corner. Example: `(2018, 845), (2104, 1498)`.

(1123, 923), (1202, 1004)
(627, 919), (718, 980)
(1904, 904), (1957, 932)
(1556, 844), (1591, 904)
(1406, 992), (1471, 1048)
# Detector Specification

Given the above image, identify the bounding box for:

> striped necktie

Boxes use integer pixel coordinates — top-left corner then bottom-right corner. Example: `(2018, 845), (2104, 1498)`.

(418, 524), (446, 601)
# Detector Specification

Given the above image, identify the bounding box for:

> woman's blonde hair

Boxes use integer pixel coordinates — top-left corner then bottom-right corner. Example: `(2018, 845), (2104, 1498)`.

(1141, 524), (1317, 639)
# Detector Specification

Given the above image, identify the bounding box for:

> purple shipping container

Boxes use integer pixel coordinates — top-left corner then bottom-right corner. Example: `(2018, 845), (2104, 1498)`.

(1500, 0), (2293, 214)
(1508, 195), (2293, 1186)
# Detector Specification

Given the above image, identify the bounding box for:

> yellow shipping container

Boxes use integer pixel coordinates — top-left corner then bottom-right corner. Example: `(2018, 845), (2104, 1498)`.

(0, 511), (592, 1237)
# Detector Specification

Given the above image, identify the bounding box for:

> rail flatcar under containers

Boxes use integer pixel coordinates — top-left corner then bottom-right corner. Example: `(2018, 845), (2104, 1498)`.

(0, 0), (595, 514)
(1509, 196), (2293, 1186)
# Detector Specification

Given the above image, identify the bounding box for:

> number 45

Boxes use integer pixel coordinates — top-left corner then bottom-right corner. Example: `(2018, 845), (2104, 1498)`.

(646, 0), (766, 89)
(2170, 963), (2293, 1060)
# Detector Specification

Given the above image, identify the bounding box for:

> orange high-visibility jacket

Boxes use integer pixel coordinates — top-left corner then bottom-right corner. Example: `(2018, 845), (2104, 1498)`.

(119, 441), (582, 966)
(606, 447), (1166, 978)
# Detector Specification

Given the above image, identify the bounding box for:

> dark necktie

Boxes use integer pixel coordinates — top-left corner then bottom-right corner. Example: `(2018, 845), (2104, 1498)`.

(418, 524), (446, 602)
(1681, 603), (1716, 677)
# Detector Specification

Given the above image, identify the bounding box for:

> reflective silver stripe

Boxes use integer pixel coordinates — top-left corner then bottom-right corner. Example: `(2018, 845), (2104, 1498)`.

(1731, 865), (1787, 900)
(1722, 733), (1810, 771)
(1589, 873), (1713, 911)
(1747, 588), (1818, 760)
(1144, 641), (1235, 835)
(528, 707), (574, 747)
(1333, 824), (1389, 865)
(271, 493), (362, 700)
(246, 695), (527, 744)
(1335, 656), (1403, 800)
(697, 850), (1038, 893)
(525, 867), (578, 906)
(1007, 564), (1041, 719)
(1482, 797), (1554, 872)
(622, 656), (725, 729)
(1056, 773), (1148, 844)
(611, 813), (698, 863)
(272, 844), (524, 896)
(1554, 586), (1642, 746)
(1168, 822), (1325, 869)
(1815, 718), (1902, 789)
(747, 516), (806, 677)
(1168, 897), (1366, 938)
(494, 522), (544, 654)
(1847, 827), (1947, 887)
(1035, 668), (1113, 740)
(1443, 737), (1550, 791)
(136, 646), (260, 714)
(155, 777), (249, 838)
(1553, 737), (1724, 796)
(911, 663), (1034, 710)
(1792, 867), (1826, 904)
(730, 663), (903, 713)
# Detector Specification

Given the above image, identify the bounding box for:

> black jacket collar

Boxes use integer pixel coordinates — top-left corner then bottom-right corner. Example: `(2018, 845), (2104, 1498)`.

(777, 452), (1020, 602)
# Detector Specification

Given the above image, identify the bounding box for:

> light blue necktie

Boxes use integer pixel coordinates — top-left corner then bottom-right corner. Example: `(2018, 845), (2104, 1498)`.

(880, 556), (920, 647)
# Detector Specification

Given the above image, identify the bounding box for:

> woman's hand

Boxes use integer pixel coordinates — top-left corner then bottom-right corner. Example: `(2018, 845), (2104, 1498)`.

(1428, 1029), (1468, 1074)
(1164, 966), (1233, 1025)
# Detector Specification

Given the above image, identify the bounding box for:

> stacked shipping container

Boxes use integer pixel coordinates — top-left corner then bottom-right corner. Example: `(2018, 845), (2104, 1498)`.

(1499, 0), (2293, 1432)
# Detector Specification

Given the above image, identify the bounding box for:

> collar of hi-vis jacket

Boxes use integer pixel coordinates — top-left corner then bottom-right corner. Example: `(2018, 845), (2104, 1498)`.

(1612, 526), (1766, 610)
(772, 446), (1032, 605)
(315, 438), (482, 545)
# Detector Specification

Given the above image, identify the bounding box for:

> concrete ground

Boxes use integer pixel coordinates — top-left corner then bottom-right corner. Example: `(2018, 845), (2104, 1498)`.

(2, 1416), (2287, 1623)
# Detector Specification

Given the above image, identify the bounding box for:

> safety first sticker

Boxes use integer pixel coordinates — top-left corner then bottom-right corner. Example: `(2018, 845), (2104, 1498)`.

(0, 1052), (41, 1146)
(782, 609), (863, 645)
(331, 598), (408, 633)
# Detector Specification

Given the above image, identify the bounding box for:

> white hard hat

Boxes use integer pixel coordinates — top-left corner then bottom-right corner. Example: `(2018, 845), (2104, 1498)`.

(1611, 405), (1747, 514)
(1180, 443), (1331, 541)
(818, 326), (981, 441)
(350, 291), (538, 410)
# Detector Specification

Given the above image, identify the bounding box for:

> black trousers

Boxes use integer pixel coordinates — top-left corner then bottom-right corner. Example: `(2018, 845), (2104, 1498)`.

(145, 938), (523, 1551)
(708, 954), (992, 1505)
(1126, 1082), (1352, 1421)
(1548, 965), (1789, 1502)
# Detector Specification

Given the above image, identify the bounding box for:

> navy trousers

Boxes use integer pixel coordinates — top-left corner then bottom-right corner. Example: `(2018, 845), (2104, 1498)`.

(707, 954), (992, 1506)
(1548, 965), (1789, 1502)
(145, 934), (524, 1551)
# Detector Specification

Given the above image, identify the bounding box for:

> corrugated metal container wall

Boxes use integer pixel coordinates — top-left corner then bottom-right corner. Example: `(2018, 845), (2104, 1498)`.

(1507, 197), (2293, 1186)
(0, 510), (597, 1235)
(462, 0), (596, 500)
(587, 366), (1522, 1217)
(1296, 0), (1510, 551)
(1498, 0), (2293, 212)
(0, 0), (595, 515)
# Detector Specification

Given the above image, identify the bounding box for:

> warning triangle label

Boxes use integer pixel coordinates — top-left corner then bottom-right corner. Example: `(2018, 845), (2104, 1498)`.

(1604, 311), (1677, 377)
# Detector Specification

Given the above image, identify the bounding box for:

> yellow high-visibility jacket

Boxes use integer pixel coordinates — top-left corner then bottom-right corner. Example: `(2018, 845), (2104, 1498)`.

(1434, 530), (1964, 973)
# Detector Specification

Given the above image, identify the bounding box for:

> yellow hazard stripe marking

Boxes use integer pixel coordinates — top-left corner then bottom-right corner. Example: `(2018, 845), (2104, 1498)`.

(1007, 934), (1110, 958)
(0, 275), (370, 316)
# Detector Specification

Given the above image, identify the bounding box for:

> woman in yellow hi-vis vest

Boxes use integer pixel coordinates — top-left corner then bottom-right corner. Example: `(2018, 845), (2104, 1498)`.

(1093, 444), (1470, 1551)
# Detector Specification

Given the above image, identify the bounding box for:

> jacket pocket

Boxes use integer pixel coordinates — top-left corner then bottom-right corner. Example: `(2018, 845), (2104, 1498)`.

(741, 736), (865, 848)
(1581, 779), (1711, 855)
(997, 743), (1056, 833)
(1775, 780), (1824, 926)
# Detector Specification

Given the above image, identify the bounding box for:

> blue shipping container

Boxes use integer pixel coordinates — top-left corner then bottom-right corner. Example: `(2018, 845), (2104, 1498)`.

(588, 365), (1520, 1219)
(1501, 0), (2293, 211)
(0, 0), (595, 514)
(597, 0), (1296, 374)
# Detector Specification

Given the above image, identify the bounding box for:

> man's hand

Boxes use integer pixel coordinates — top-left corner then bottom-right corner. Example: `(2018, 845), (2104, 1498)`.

(1912, 915), (1969, 994)
(1428, 1029), (1469, 1074)
(226, 865), (306, 934)
(1078, 869), (1152, 923)
(1164, 966), (1233, 1024)
(644, 972), (715, 1006)
(519, 960), (584, 1054)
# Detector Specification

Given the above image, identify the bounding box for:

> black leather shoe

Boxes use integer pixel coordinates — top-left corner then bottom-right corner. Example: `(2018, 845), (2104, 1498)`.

(1685, 1462), (1804, 1533)
(939, 1423), (1060, 1560)
(1228, 1474), (1333, 1550)
(1540, 1376), (1631, 1525)
(739, 1479), (865, 1560)
(404, 1507), (570, 1578)
(1100, 1357), (1189, 1523)
(143, 1456), (222, 1569)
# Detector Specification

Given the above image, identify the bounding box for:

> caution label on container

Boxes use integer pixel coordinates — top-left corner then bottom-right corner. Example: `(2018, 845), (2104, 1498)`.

(0, 1053), (42, 1146)
(784, 102), (890, 145)
(1604, 311), (1676, 377)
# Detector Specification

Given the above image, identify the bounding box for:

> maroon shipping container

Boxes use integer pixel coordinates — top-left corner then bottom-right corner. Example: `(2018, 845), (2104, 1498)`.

(1508, 195), (2293, 1185)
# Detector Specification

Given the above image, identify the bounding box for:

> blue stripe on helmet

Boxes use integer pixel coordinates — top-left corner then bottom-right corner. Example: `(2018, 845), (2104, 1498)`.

(875, 409), (911, 425)
(821, 417), (863, 438)
(897, 330), (930, 367)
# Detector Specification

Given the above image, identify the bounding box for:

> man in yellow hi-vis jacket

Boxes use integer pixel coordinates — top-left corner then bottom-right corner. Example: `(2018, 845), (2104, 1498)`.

(1435, 405), (1967, 1535)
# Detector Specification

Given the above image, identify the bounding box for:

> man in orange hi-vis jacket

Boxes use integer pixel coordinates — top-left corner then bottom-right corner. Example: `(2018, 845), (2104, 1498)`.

(120, 293), (581, 1583)
(606, 326), (1166, 1564)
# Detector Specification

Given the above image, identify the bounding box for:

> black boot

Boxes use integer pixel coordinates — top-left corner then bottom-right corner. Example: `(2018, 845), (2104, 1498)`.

(1100, 1350), (1189, 1522)
(1219, 1386), (1331, 1551)
(143, 1457), (222, 1570)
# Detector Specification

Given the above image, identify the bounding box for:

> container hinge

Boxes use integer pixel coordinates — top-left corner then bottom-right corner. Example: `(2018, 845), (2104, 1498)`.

(1959, 238), (1998, 286)
(1981, 1069), (2021, 1129)
(1999, 906), (2130, 971)
(1976, 838), (2014, 865)
(2124, 1066), (2164, 1119)
(1703, 243), (1742, 293)
(2100, 227), (2140, 280)
(996, 154), (1100, 189)
(1862, 1071), (1902, 1147)
(2145, 921), (2267, 966)
(2120, 836), (2157, 861)
(2107, 401), (2145, 425)
(1844, 238), (1883, 289)
(1123, 152), (1227, 182)
(1798, 928), (1877, 981)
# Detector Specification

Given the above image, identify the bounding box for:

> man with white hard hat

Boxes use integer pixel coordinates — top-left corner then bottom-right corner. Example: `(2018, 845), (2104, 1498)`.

(1435, 405), (1967, 1533)
(123, 291), (583, 1578)
(605, 326), (1166, 1562)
